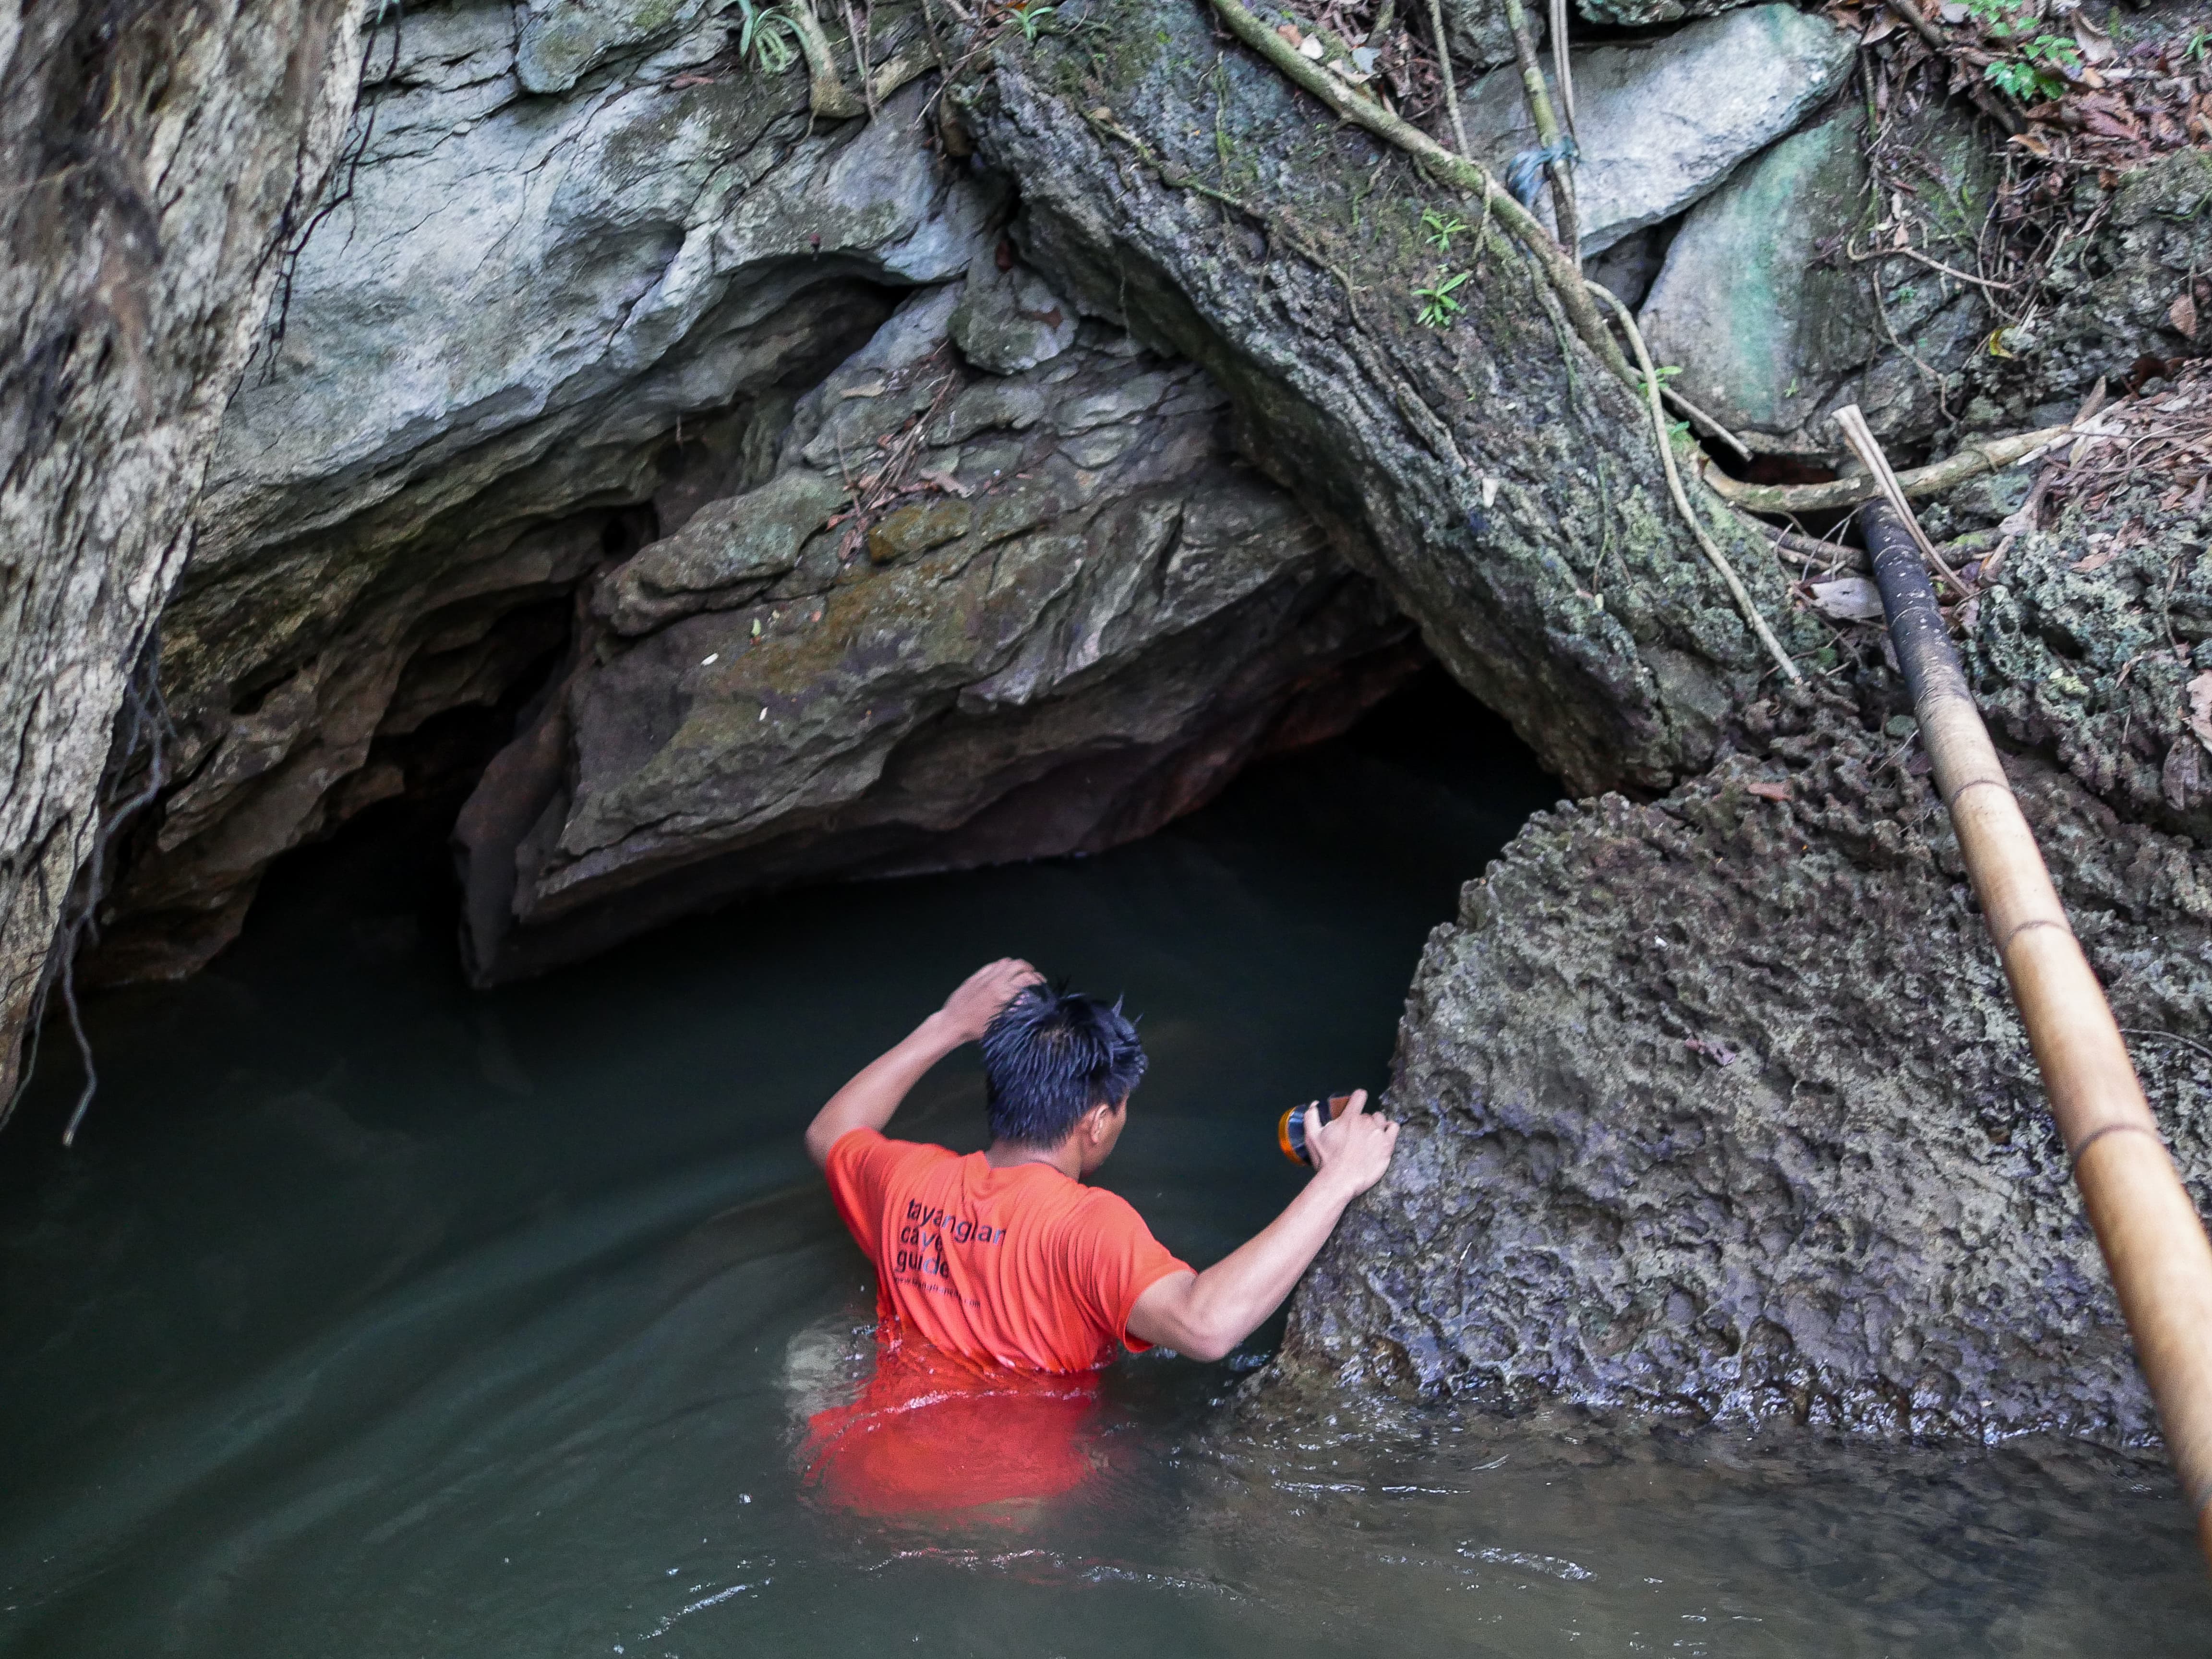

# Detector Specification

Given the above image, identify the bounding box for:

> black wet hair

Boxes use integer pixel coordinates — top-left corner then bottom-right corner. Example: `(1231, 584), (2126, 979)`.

(980, 984), (1147, 1148)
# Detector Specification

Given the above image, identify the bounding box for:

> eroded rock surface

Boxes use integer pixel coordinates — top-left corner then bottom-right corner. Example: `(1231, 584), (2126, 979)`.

(968, 0), (1815, 799)
(1278, 693), (2212, 1443)
(457, 286), (1417, 980)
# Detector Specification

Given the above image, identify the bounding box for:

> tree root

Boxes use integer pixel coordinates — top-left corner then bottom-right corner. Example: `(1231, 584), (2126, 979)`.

(1202, 0), (1632, 387)
(1696, 424), (2075, 515)
(788, 2), (933, 118)
(1590, 280), (1803, 684)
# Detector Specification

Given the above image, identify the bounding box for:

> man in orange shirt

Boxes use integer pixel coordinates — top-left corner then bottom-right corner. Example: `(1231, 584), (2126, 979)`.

(805, 958), (1399, 1373)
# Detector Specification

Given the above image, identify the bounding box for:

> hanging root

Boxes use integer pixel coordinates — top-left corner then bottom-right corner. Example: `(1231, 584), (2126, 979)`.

(1588, 280), (1803, 685)
(787, 0), (933, 117)
(0, 631), (174, 1147)
(1201, 0), (1633, 387)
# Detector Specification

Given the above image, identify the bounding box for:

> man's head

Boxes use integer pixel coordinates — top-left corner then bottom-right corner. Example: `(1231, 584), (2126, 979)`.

(981, 985), (1146, 1168)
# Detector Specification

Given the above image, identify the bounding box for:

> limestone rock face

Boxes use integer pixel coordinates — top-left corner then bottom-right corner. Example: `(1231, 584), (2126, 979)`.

(455, 288), (1418, 981)
(1966, 471), (2212, 847)
(950, 256), (1080, 374)
(0, 0), (362, 1097)
(1456, 4), (1856, 257)
(1638, 107), (1996, 456)
(96, 6), (998, 980)
(1277, 695), (2212, 1443)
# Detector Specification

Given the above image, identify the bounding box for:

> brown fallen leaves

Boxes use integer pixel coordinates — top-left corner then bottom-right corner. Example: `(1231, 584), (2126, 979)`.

(2042, 358), (2212, 524)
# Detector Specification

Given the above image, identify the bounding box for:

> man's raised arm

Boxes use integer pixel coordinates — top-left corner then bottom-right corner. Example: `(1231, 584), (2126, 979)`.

(804, 958), (1041, 1167)
(1126, 1090), (1398, 1362)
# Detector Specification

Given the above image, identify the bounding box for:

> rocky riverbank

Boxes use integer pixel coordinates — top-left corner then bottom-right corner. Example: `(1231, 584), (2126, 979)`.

(6, 0), (2212, 1442)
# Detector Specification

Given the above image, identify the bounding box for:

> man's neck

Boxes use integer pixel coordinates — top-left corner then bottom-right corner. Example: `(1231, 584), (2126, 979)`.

(984, 1137), (1082, 1180)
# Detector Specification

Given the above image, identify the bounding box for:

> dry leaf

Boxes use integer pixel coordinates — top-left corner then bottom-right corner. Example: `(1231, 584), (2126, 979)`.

(2070, 547), (2118, 573)
(1810, 576), (1886, 622)
(2072, 11), (2116, 63)
(1275, 22), (1303, 45)
(2173, 291), (2199, 340)
(914, 468), (971, 497)
(2190, 670), (2212, 755)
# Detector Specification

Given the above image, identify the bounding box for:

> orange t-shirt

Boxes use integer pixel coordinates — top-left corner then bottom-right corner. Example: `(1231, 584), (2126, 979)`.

(825, 1128), (1191, 1372)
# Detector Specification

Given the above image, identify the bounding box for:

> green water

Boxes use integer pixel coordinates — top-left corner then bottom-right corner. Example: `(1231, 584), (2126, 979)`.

(1, 680), (2205, 1655)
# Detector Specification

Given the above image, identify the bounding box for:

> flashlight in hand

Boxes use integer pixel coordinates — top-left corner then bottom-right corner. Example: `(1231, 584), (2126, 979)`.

(1276, 1094), (1356, 1166)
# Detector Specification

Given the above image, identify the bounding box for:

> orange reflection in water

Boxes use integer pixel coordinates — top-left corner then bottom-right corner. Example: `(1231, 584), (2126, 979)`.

(800, 1334), (1106, 1519)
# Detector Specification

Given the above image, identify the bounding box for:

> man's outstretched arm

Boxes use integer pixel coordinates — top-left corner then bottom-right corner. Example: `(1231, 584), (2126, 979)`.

(804, 958), (1041, 1168)
(1126, 1091), (1398, 1362)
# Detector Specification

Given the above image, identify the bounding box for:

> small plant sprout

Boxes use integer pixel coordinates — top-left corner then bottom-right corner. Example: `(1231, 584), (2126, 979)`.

(1958, 0), (2081, 100)
(736, 0), (801, 73)
(1422, 208), (1469, 253)
(1415, 269), (1472, 328)
(1012, 0), (1058, 41)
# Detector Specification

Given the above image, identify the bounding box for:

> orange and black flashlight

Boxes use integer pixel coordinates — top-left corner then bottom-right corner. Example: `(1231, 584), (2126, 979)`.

(1276, 1093), (1356, 1166)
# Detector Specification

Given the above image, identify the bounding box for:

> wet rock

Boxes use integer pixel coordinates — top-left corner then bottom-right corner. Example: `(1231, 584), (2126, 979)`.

(1638, 106), (1995, 455)
(950, 257), (1079, 373)
(1278, 694), (2212, 1443)
(1456, 4), (1856, 255)
(455, 299), (1419, 981)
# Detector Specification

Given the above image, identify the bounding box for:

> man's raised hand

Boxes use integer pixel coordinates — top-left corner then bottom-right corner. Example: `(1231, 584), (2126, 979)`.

(1303, 1088), (1399, 1196)
(939, 958), (1044, 1043)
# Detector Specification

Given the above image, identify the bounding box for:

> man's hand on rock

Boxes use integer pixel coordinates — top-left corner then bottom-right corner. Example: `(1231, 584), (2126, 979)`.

(1304, 1088), (1398, 1196)
(938, 957), (1044, 1044)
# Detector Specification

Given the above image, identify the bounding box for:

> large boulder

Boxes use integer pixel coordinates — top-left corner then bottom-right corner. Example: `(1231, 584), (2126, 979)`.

(1455, 4), (1856, 257)
(454, 288), (1418, 980)
(966, 0), (1815, 802)
(1275, 693), (2212, 1443)
(1638, 106), (1997, 457)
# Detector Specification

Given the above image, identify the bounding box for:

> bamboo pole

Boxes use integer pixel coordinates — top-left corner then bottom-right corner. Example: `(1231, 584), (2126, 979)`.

(1859, 492), (2212, 1571)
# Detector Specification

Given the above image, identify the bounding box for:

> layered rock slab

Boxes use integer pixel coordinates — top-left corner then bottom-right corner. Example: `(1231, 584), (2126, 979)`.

(1276, 693), (2212, 1442)
(456, 287), (1417, 980)
(96, 6), (991, 980)
(969, 1), (1821, 801)
(1638, 105), (1996, 457)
